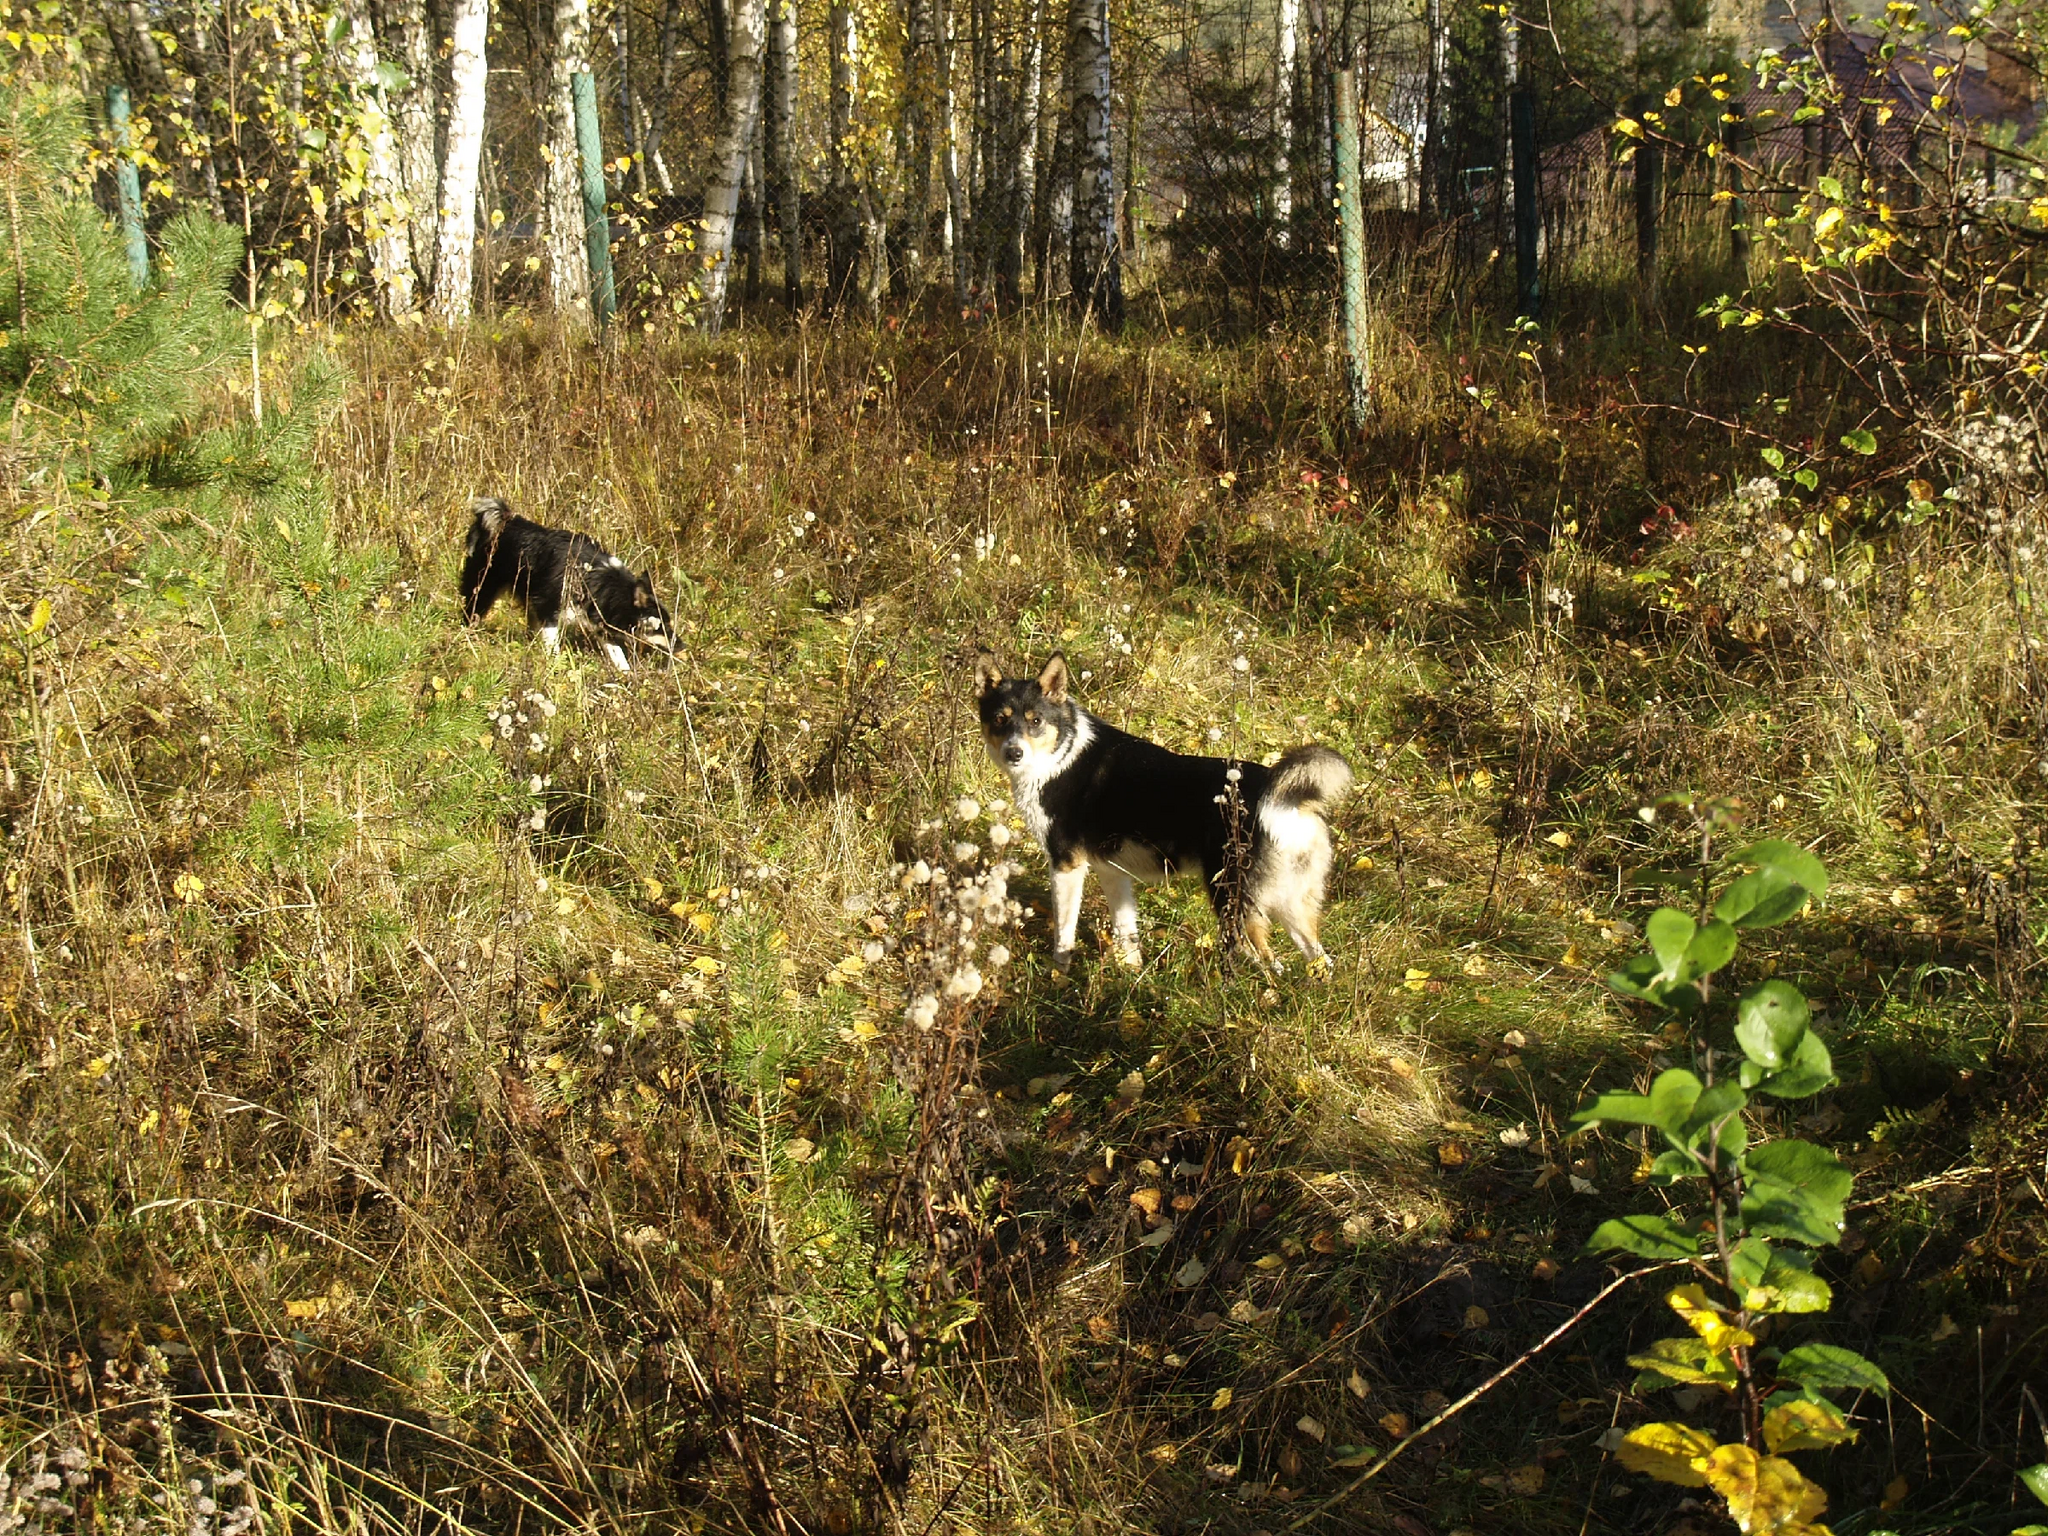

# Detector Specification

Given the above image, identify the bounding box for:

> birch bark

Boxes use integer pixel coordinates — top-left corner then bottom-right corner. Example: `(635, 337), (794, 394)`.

(698, 0), (766, 333)
(430, 0), (490, 321)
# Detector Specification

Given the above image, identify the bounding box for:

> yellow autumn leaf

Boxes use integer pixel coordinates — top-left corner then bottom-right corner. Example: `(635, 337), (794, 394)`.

(27, 597), (50, 635)
(1615, 116), (1644, 138)
(1664, 84), (1684, 106)
(1545, 830), (1572, 847)
(1667, 1283), (1756, 1352)
(641, 877), (663, 901)
(81, 1054), (114, 1080)
(1616, 1422), (1718, 1488)
(172, 872), (206, 903)
(1813, 206), (1845, 243)
(554, 896), (578, 916)
(1700, 1445), (1828, 1535)
(1762, 1398), (1858, 1454)
(690, 911), (716, 935)
(690, 956), (724, 975)
(1210, 1386), (1233, 1411)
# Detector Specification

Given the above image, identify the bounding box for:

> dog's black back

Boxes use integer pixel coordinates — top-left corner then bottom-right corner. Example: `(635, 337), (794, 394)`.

(1033, 718), (1268, 890)
(459, 496), (675, 668)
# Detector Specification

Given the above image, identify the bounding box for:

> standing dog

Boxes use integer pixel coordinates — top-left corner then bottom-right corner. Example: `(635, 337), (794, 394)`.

(459, 496), (676, 672)
(973, 648), (1354, 972)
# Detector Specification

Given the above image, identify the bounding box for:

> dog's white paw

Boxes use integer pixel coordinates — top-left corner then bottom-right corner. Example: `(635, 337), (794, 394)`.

(1052, 947), (1075, 974)
(1117, 947), (1144, 971)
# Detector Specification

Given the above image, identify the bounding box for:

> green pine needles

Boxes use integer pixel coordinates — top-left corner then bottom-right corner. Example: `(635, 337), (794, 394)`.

(0, 81), (260, 487)
(1573, 835), (1889, 1536)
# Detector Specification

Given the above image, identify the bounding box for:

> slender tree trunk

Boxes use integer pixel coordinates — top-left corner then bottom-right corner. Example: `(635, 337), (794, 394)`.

(1417, 0), (1443, 217)
(385, 0), (441, 287)
(612, 0), (647, 193)
(744, 106), (765, 302)
(335, 0), (418, 314)
(827, 0), (861, 307)
(1067, 0), (1120, 328)
(431, 0), (489, 321)
(700, 0), (766, 333)
(1274, 0), (1297, 243)
(993, 30), (1022, 306)
(1016, 0), (1042, 282)
(937, 0), (969, 309)
(1510, 21), (1540, 318)
(1030, 0), (1060, 296)
(902, 0), (933, 290)
(1632, 90), (1660, 307)
(707, 0), (729, 119)
(546, 0), (595, 318)
(764, 0), (800, 305)
(1042, 38), (1072, 300)
(642, 0), (684, 192)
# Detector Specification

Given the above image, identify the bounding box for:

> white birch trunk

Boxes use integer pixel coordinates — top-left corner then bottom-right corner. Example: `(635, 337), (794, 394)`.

(431, 0), (490, 322)
(335, 0), (418, 314)
(1067, 0), (1119, 326)
(1274, 0), (1297, 243)
(385, 0), (440, 288)
(545, 0), (593, 317)
(699, 0), (766, 333)
(765, 0), (800, 303)
(937, 0), (969, 308)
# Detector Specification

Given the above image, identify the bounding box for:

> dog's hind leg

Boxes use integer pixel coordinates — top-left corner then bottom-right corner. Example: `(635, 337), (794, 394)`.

(1097, 863), (1142, 969)
(1051, 862), (1089, 972)
(1242, 911), (1285, 974)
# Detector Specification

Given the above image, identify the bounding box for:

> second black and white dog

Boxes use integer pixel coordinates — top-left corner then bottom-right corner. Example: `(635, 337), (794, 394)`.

(459, 496), (676, 672)
(974, 648), (1354, 972)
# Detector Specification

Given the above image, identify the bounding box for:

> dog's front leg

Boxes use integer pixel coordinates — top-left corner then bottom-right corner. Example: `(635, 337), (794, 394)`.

(604, 642), (631, 673)
(1097, 864), (1142, 969)
(539, 625), (563, 654)
(1050, 862), (1089, 971)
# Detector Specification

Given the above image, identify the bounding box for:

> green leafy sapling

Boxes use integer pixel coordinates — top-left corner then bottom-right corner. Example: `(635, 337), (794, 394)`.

(1574, 835), (1888, 1536)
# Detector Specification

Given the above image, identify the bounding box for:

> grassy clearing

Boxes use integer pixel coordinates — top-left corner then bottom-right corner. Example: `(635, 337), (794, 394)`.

(2, 300), (2044, 1536)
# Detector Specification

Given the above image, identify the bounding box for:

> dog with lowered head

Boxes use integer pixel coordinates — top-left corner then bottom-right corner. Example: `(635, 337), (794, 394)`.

(459, 496), (676, 673)
(973, 647), (1354, 972)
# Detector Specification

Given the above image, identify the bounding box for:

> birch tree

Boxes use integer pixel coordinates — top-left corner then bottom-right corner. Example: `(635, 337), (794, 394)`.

(764, 0), (801, 303)
(386, 0), (441, 286)
(1274, 0), (1297, 242)
(431, 0), (491, 321)
(1067, 0), (1120, 327)
(698, 0), (767, 333)
(334, 0), (418, 314)
(938, 0), (970, 308)
(827, 0), (863, 306)
(545, 0), (595, 317)
(902, 0), (935, 288)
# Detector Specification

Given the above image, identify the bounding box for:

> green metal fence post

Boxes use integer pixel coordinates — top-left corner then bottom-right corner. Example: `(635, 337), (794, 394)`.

(571, 70), (617, 327)
(1333, 64), (1370, 427)
(106, 83), (149, 287)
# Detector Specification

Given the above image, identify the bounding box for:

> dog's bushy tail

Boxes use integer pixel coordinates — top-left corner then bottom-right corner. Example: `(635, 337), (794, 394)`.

(1267, 745), (1355, 812)
(469, 495), (512, 540)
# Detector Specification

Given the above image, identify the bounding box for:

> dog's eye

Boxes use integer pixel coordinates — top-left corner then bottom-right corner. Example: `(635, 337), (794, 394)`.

(993, 710), (1011, 726)
(1024, 713), (1039, 727)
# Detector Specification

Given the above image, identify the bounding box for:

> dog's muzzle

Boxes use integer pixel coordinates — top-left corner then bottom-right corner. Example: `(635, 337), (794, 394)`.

(1002, 742), (1025, 766)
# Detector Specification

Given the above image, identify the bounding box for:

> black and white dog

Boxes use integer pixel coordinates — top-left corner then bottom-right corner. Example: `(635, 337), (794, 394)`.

(973, 648), (1354, 972)
(458, 496), (676, 672)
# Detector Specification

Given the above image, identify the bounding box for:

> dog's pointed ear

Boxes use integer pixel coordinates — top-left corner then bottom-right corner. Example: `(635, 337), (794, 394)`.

(973, 647), (1003, 697)
(1037, 653), (1070, 703)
